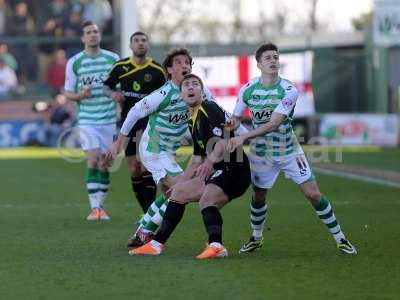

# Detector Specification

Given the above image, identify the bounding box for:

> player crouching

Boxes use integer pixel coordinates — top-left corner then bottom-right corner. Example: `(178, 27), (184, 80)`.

(130, 74), (251, 259)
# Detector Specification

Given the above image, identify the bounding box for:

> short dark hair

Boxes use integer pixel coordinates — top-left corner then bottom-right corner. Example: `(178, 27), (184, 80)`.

(130, 31), (148, 42)
(162, 48), (193, 72)
(255, 43), (279, 62)
(180, 73), (204, 90)
(81, 20), (97, 35)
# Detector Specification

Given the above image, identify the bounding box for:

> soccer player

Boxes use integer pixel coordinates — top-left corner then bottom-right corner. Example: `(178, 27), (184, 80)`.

(103, 31), (166, 212)
(227, 43), (357, 255)
(130, 73), (251, 259)
(64, 21), (120, 221)
(104, 48), (215, 245)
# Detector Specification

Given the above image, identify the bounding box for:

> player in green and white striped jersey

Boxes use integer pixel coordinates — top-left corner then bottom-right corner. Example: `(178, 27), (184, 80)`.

(228, 43), (357, 255)
(105, 48), (215, 248)
(64, 21), (119, 221)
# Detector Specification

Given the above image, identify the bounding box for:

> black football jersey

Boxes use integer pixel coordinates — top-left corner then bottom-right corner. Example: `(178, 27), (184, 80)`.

(104, 57), (166, 121)
(189, 100), (246, 167)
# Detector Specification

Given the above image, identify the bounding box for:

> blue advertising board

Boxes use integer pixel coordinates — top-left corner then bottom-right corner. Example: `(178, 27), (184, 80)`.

(0, 120), (47, 147)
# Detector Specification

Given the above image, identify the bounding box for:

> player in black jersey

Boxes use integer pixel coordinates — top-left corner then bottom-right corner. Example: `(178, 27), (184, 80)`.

(130, 74), (251, 259)
(103, 32), (166, 212)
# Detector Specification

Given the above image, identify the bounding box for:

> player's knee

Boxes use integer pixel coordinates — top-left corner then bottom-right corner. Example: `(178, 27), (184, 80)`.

(170, 185), (187, 204)
(304, 189), (321, 204)
(87, 156), (98, 168)
(199, 194), (227, 210)
(199, 200), (214, 211)
(128, 165), (141, 176)
(127, 161), (141, 175)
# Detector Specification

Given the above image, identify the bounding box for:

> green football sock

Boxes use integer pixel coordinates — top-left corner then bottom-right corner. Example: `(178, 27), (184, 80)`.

(314, 195), (345, 242)
(140, 195), (168, 233)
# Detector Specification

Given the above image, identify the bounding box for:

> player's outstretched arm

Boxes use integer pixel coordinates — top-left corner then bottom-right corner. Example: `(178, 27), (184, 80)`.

(120, 91), (164, 136)
(104, 133), (127, 167)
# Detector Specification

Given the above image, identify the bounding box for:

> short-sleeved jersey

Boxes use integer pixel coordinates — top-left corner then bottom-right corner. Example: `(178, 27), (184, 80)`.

(190, 100), (245, 168)
(233, 77), (302, 158)
(103, 57), (166, 121)
(64, 49), (120, 126)
(121, 81), (215, 155)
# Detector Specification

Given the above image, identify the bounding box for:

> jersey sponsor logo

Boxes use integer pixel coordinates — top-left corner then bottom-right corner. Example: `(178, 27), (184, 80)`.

(210, 170), (223, 179)
(123, 91), (148, 98)
(144, 73), (152, 82)
(212, 127), (222, 136)
(170, 95), (180, 105)
(81, 73), (107, 86)
(159, 90), (167, 96)
(286, 85), (293, 91)
(253, 110), (272, 121)
(133, 81), (141, 92)
(251, 95), (262, 100)
(197, 140), (205, 149)
(169, 112), (189, 124)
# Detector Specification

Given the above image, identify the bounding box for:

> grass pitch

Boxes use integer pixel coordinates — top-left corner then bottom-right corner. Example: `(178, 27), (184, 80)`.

(0, 148), (399, 300)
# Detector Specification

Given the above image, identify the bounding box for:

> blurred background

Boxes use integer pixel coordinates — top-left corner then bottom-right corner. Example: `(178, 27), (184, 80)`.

(0, 0), (398, 148)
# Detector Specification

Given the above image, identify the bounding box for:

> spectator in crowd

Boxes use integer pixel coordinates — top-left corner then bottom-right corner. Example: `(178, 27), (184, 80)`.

(64, 11), (81, 37)
(0, 43), (18, 71)
(63, 11), (82, 57)
(80, 0), (112, 32)
(36, 0), (69, 83)
(0, 0), (12, 36)
(49, 0), (70, 28)
(8, 2), (36, 83)
(46, 48), (67, 96)
(7, 2), (35, 36)
(37, 18), (63, 83)
(2, 1), (114, 90)
(46, 93), (76, 146)
(0, 56), (18, 100)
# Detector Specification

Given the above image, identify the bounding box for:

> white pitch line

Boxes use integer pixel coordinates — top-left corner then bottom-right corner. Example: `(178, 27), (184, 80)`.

(313, 167), (400, 189)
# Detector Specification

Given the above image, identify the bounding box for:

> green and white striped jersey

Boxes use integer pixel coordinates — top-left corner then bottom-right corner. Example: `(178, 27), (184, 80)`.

(64, 49), (120, 126)
(121, 81), (214, 154)
(234, 77), (302, 159)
